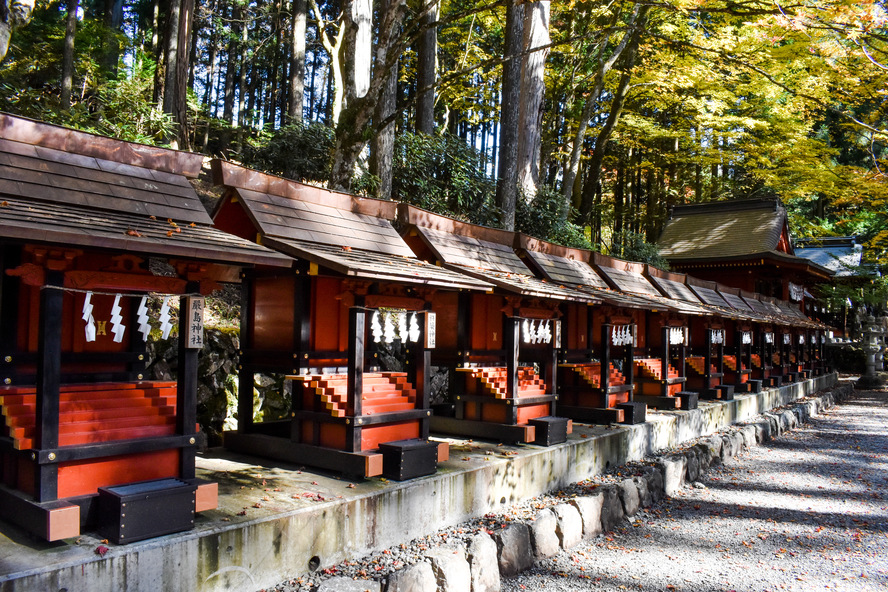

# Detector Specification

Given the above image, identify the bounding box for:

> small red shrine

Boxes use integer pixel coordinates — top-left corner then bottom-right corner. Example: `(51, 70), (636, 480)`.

(211, 161), (489, 478)
(399, 206), (587, 444)
(0, 114), (288, 542)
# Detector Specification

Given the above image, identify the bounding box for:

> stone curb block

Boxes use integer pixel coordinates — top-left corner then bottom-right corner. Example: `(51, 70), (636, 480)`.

(529, 509), (560, 560)
(659, 455), (686, 498)
(570, 492), (604, 539)
(618, 478), (641, 517)
(685, 448), (700, 482)
(467, 533), (500, 592)
(494, 523), (533, 577)
(552, 503), (583, 551)
(600, 485), (625, 531)
(385, 561), (435, 592)
(427, 546), (471, 592)
(634, 476), (652, 508)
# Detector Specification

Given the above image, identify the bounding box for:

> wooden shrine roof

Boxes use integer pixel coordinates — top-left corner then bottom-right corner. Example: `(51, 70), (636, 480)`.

(444, 263), (600, 303)
(589, 253), (711, 316)
(264, 238), (490, 290)
(212, 161), (491, 289)
(0, 114), (289, 267)
(715, 286), (755, 313)
(515, 235), (689, 311)
(657, 198), (790, 260)
(643, 266), (704, 305)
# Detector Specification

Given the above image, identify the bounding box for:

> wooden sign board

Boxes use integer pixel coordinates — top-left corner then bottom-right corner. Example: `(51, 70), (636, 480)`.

(185, 296), (205, 349)
(424, 312), (436, 349)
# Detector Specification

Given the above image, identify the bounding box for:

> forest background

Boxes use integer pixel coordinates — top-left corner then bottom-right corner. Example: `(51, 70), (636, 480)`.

(2, 0), (888, 309)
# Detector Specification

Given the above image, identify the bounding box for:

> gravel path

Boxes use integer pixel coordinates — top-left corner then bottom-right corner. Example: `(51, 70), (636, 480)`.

(503, 389), (888, 592)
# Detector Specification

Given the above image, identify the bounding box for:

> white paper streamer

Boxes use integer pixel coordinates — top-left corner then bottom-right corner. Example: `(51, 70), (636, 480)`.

(110, 294), (125, 343)
(82, 291), (96, 342)
(371, 311), (383, 343)
(158, 297), (173, 340)
(137, 296), (150, 342)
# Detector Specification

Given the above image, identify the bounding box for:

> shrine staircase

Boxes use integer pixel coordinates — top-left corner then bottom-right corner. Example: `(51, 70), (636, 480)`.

(0, 381), (181, 499)
(722, 355), (753, 392)
(295, 372), (421, 451)
(556, 363), (644, 424)
(458, 366), (552, 426)
(686, 356), (732, 400)
(632, 358), (695, 410)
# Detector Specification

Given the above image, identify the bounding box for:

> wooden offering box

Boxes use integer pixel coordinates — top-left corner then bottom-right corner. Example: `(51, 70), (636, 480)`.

(0, 114), (285, 541)
(212, 162), (487, 478)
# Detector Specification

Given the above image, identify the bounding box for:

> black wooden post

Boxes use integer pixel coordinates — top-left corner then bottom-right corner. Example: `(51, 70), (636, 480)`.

(177, 282), (200, 480)
(625, 324), (635, 400)
(457, 292), (470, 368)
(716, 329), (724, 377)
(545, 318), (558, 414)
(129, 295), (148, 380)
(416, 309), (432, 439)
(677, 327), (686, 383)
(504, 314), (519, 401)
(660, 326), (670, 397)
(704, 328), (713, 393)
(346, 304), (365, 452)
(238, 271), (254, 434)
(600, 322), (611, 396)
(290, 273), (312, 443)
(35, 271), (63, 502)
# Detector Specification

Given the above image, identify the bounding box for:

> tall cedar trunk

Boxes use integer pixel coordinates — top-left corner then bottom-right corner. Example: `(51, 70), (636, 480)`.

(236, 12), (248, 128)
(578, 5), (649, 224)
(162, 0), (180, 115)
(329, 0), (406, 190)
(152, 0), (165, 105)
(341, 0), (371, 118)
(222, 0), (238, 124)
(495, 0), (524, 231)
(370, 0), (397, 199)
(188, 2), (200, 91)
(515, 1), (549, 200)
(60, 0), (78, 110)
(102, 0), (123, 77)
(172, 0), (194, 148)
(268, 0), (283, 127)
(203, 1), (219, 108)
(288, 0), (306, 122)
(415, 0), (437, 134)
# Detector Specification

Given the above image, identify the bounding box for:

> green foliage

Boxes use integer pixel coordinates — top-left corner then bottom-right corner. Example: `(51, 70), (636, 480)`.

(515, 186), (593, 250)
(392, 131), (498, 226)
(241, 122), (335, 184)
(607, 231), (670, 269)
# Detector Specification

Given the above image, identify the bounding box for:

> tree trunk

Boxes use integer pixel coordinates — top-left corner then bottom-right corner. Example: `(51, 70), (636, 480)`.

(152, 0), (166, 105)
(495, 0), (524, 231)
(415, 0), (437, 134)
(60, 0), (79, 111)
(288, 0), (306, 123)
(102, 0), (124, 77)
(329, 0), (407, 190)
(370, 0), (398, 199)
(515, 0), (550, 200)
(222, 0), (238, 125)
(562, 5), (641, 210)
(578, 6), (649, 224)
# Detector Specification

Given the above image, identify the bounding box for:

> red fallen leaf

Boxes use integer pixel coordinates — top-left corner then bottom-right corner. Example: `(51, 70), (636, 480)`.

(167, 230), (174, 237)
(95, 545), (109, 556)
(236, 510), (247, 516)
(347, 483), (356, 488)
(342, 246), (352, 251)
(126, 229), (142, 237)
(0, 201), (8, 207)
(252, 503), (262, 508)
(189, 222), (196, 227)
(149, 215), (156, 220)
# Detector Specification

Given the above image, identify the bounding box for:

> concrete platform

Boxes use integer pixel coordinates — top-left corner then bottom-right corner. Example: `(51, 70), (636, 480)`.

(0, 373), (837, 592)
